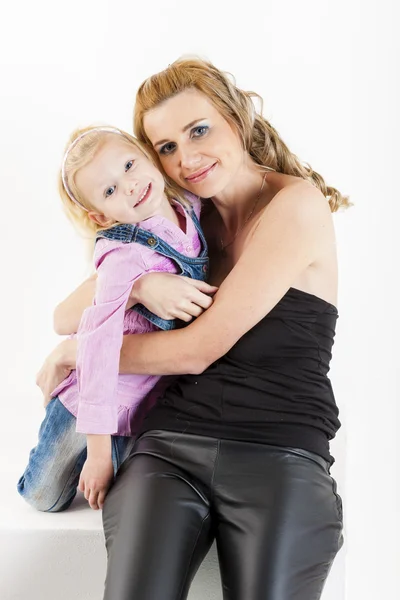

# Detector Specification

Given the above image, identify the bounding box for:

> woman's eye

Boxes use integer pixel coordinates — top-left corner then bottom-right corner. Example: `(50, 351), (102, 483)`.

(159, 142), (176, 156)
(192, 125), (209, 137)
(125, 160), (134, 171)
(105, 186), (116, 198)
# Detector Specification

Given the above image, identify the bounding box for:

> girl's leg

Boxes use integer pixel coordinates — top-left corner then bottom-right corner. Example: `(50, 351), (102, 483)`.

(111, 434), (136, 473)
(17, 397), (87, 512)
(214, 442), (343, 600)
(102, 450), (214, 600)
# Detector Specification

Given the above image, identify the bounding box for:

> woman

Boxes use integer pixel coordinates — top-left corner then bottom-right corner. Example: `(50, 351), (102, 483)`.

(38, 57), (348, 600)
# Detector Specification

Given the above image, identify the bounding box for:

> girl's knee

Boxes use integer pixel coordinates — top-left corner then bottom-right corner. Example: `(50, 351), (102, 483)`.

(17, 477), (74, 512)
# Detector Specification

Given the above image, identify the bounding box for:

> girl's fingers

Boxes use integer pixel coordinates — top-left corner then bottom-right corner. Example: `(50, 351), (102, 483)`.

(88, 488), (100, 510)
(173, 310), (194, 323)
(98, 490), (107, 510)
(182, 278), (218, 293)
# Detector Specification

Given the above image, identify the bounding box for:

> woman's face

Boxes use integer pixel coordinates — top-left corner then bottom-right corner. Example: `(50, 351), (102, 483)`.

(143, 88), (246, 198)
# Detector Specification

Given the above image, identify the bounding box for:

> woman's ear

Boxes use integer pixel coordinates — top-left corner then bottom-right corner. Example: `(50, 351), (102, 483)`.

(87, 211), (115, 228)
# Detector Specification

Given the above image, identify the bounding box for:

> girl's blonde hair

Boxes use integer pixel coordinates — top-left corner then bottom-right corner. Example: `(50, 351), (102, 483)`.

(134, 57), (350, 212)
(59, 125), (187, 239)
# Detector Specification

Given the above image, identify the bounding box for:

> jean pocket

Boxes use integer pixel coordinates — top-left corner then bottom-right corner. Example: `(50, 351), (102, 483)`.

(331, 476), (343, 523)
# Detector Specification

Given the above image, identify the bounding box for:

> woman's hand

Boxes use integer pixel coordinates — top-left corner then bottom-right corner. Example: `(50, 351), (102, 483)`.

(128, 273), (218, 322)
(36, 339), (77, 405)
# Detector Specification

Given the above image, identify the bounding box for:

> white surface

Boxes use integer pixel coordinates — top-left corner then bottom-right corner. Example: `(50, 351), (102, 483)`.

(0, 403), (345, 599)
(1, 1), (398, 599)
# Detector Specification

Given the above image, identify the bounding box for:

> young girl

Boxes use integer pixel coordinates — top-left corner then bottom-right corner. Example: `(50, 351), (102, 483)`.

(17, 126), (214, 512)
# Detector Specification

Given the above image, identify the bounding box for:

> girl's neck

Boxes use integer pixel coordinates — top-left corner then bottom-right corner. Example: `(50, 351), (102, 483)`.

(156, 195), (186, 233)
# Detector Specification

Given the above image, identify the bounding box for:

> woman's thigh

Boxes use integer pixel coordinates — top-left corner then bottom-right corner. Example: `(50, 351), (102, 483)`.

(214, 442), (343, 600)
(102, 451), (214, 600)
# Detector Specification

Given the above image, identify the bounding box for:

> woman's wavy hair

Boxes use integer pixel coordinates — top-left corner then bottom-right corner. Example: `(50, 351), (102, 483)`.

(134, 57), (350, 212)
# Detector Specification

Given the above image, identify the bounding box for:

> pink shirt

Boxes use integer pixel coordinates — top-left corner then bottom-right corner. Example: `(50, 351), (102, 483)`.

(51, 197), (202, 436)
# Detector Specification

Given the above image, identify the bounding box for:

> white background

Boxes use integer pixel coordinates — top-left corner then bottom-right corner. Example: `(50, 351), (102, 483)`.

(0, 1), (398, 599)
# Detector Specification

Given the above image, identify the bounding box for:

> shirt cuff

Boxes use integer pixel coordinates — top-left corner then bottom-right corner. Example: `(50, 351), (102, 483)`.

(76, 400), (119, 435)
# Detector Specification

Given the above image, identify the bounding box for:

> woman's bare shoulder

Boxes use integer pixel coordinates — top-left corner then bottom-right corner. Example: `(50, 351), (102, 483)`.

(262, 174), (331, 222)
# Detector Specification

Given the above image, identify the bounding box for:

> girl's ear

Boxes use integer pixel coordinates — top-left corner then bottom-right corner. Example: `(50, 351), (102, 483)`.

(87, 211), (115, 228)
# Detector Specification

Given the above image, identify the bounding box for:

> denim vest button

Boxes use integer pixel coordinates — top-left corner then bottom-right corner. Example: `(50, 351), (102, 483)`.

(147, 237), (156, 247)
(202, 264), (208, 272)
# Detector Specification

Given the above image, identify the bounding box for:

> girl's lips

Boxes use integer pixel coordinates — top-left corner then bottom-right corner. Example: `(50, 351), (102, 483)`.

(185, 162), (217, 183)
(134, 183), (152, 207)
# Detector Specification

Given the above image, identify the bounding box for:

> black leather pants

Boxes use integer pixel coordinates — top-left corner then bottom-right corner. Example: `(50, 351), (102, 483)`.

(102, 430), (343, 600)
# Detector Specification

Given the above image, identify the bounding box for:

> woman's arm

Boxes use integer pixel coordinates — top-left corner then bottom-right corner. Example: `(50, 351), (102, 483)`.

(53, 274), (97, 335)
(56, 183), (333, 377)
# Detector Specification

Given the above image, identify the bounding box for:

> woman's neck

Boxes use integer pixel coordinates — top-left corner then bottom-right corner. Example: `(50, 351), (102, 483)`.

(212, 161), (272, 237)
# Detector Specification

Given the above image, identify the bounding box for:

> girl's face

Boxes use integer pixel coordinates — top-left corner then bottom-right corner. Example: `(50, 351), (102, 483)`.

(143, 88), (246, 199)
(75, 135), (166, 226)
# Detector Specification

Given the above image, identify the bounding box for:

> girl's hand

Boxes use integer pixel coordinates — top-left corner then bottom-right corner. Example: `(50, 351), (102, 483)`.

(36, 339), (77, 405)
(129, 273), (218, 322)
(78, 454), (114, 510)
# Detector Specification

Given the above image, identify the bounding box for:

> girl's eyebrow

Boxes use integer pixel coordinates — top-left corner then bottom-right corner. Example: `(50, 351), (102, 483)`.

(154, 118), (207, 147)
(95, 153), (136, 190)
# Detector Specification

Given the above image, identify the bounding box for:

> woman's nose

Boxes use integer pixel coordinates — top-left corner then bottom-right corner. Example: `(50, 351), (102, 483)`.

(177, 147), (202, 169)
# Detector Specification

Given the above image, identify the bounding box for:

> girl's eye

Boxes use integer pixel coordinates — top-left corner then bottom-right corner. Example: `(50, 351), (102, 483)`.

(159, 142), (176, 156)
(125, 160), (134, 171)
(192, 125), (209, 137)
(105, 186), (116, 198)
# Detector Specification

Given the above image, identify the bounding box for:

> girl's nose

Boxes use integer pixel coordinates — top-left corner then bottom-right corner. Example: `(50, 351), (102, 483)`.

(124, 179), (138, 196)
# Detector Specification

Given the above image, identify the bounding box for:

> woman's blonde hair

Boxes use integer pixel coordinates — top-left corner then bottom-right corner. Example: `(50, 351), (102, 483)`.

(134, 57), (350, 212)
(59, 125), (187, 239)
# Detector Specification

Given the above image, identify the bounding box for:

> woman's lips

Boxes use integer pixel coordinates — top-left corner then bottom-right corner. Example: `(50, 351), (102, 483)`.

(185, 162), (217, 184)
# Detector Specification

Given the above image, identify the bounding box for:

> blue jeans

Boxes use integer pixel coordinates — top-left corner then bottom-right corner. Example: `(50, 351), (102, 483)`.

(17, 397), (135, 512)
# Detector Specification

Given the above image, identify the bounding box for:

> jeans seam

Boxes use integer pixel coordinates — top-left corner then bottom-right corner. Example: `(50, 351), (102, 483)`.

(209, 439), (221, 504)
(330, 476), (344, 524)
(284, 446), (330, 472)
(128, 450), (210, 506)
(177, 512), (211, 600)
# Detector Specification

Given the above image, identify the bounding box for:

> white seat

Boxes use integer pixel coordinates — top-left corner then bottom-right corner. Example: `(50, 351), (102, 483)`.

(0, 402), (222, 600)
(0, 400), (343, 600)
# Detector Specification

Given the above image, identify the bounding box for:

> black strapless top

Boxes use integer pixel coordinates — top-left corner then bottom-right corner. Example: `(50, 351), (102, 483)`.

(141, 288), (341, 464)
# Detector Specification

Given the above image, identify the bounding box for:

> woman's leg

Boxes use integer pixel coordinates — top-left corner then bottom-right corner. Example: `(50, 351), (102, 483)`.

(102, 447), (215, 600)
(17, 397), (87, 512)
(214, 442), (343, 600)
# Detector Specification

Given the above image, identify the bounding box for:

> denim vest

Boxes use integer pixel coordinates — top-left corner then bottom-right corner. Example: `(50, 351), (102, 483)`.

(96, 205), (209, 330)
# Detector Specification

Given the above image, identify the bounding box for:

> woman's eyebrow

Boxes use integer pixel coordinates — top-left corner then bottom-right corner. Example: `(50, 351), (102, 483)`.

(154, 118), (206, 147)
